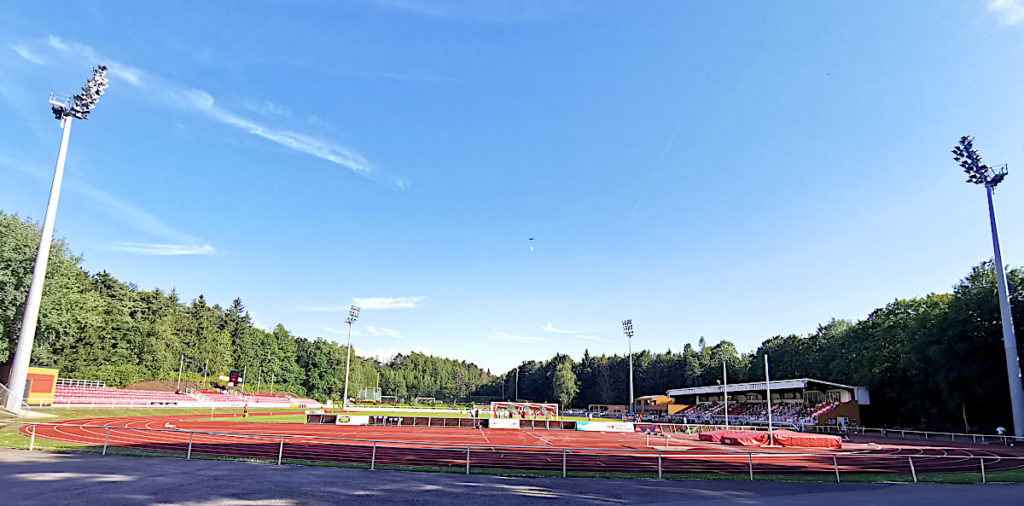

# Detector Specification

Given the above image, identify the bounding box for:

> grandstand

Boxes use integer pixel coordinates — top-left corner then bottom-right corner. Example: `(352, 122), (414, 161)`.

(666, 378), (868, 428)
(54, 385), (194, 406)
(36, 380), (323, 409)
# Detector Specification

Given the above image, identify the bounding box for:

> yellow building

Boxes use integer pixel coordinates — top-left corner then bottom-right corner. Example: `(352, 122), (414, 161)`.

(25, 366), (58, 406)
(634, 395), (686, 416)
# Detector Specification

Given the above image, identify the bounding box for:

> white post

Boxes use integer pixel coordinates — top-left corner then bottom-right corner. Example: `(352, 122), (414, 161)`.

(203, 359), (208, 388)
(4, 117), (72, 413)
(515, 367), (519, 400)
(723, 361), (729, 428)
(177, 355), (184, 392)
(342, 321), (353, 409)
(257, 368), (262, 395)
(765, 354), (774, 445)
(986, 184), (1024, 437)
(271, 373), (275, 395)
(628, 334), (635, 416)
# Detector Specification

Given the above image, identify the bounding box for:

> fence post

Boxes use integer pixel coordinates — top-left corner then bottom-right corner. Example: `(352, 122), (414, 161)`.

(371, 442), (377, 470)
(102, 427), (111, 455)
(980, 458), (986, 484)
(832, 455), (840, 483)
(186, 432), (194, 460)
(658, 450), (663, 479)
(466, 445), (471, 475)
(562, 448), (567, 478)
(29, 425), (36, 451)
(908, 456), (917, 483)
(278, 436), (285, 465)
(748, 453), (754, 481)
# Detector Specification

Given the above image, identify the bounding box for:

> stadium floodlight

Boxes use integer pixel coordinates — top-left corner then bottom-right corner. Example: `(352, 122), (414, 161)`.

(4, 66), (108, 413)
(622, 319), (635, 416)
(341, 305), (361, 409)
(952, 136), (1024, 437)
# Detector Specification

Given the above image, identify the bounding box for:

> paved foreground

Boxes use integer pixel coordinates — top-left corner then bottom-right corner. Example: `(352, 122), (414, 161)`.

(0, 448), (1020, 505)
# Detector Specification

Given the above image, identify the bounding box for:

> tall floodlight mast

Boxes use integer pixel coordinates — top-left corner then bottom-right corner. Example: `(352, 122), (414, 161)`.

(4, 66), (108, 413)
(622, 319), (635, 416)
(341, 305), (361, 409)
(953, 136), (1024, 437)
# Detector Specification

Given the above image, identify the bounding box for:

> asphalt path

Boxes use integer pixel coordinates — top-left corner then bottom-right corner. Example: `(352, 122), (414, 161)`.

(1, 447), (1021, 505)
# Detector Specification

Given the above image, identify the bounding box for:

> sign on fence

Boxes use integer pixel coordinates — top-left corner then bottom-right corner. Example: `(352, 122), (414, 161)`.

(575, 421), (635, 432)
(488, 419), (520, 429)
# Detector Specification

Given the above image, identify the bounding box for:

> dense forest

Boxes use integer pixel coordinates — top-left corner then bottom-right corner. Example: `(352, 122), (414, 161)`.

(3, 211), (1024, 431)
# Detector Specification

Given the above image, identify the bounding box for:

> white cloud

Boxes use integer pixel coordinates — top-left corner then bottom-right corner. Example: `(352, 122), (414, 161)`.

(108, 243), (215, 256)
(321, 326), (364, 337)
(575, 334), (611, 343)
(43, 36), (377, 178)
(353, 296), (425, 309)
(990, 0), (1024, 25)
(491, 329), (543, 343)
(301, 297), (424, 312)
(543, 322), (577, 334)
(366, 325), (406, 339)
(9, 44), (43, 64)
(0, 156), (214, 255)
(46, 35), (67, 50)
(243, 99), (291, 118)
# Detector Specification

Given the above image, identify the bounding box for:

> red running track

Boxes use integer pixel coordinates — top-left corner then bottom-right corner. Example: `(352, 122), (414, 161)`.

(21, 413), (1024, 477)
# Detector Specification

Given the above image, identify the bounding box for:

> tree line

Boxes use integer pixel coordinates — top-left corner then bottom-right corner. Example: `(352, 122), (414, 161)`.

(3, 211), (1024, 431)
(481, 262), (1024, 432)
(0, 212), (489, 400)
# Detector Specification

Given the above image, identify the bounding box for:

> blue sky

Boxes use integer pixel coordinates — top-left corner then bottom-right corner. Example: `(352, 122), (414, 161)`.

(2, 1), (1024, 374)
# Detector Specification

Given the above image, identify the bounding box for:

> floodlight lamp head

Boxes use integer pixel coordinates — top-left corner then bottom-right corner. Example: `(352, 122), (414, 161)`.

(953, 135), (992, 185)
(346, 305), (361, 324)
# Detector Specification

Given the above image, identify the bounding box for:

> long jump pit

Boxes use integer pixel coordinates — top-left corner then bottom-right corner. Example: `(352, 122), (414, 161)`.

(20, 413), (1024, 479)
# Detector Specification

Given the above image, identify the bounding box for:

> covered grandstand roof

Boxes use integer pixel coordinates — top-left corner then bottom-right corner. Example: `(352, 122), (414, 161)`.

(666, 378), (869, 404)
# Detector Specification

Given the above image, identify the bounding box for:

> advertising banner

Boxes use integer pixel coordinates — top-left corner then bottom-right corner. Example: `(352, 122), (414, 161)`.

(335, 415), (370, 425)
(575, 421), (635, 432)
(488, 418), (521, 429)
(634, 423), (663, 434)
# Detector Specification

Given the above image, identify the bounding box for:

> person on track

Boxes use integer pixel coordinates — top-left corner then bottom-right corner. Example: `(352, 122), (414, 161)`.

(243, 403), (248, 418)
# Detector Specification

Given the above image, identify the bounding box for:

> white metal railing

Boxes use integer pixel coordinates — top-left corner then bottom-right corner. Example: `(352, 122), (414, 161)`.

(8, 421), (1024, 482)
(808, 424), (1024, 446)
(55, 378), (106, 388)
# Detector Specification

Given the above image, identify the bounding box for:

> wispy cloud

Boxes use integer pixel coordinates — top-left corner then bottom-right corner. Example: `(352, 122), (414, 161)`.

(990, 0), (1024, 25)
(0, 156), (214, 255)
(367, 0), (563, 24)
(172, 89), (372, 175)
(543, 323), (607, 342)
(301, 296), (425, 312)
(367, 325), (407, 339)
(321, 326), (364, 337)
(40, 35), (391, 182)
(491, 329), (543, 343)
(353, 296), (425, 309)
(108, 243), (215, 256)
(575, 334), (611, 343)
(543, 322), (577, 334)
(9, 44), (43, 64)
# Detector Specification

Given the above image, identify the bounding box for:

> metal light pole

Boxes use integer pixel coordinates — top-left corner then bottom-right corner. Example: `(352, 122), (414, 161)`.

(4, 66), (108, 413)
(515, 367), (519, 401)
(622, 319), (635, 416)
(765, 354), (775, 445)
(341, 305), (360, 409)
(177, 355), (184, 392)
(723, 361), (729, 428)
(953, 136), (1024, 437)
